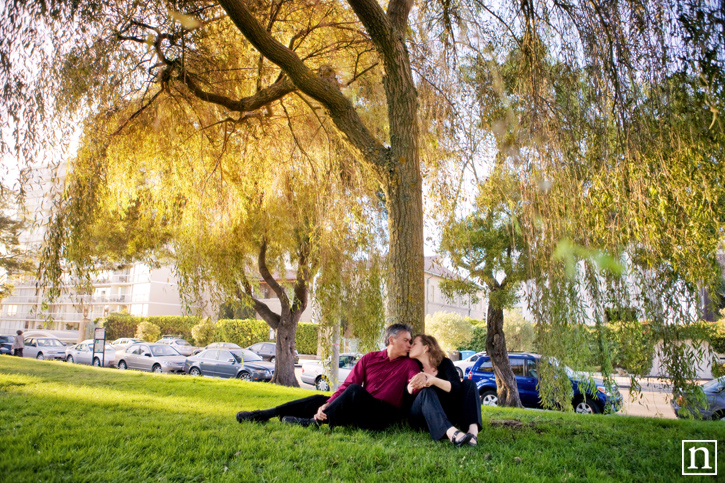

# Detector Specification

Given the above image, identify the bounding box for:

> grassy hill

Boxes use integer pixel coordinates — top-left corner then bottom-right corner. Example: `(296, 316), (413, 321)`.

(1, 356), (723, 482)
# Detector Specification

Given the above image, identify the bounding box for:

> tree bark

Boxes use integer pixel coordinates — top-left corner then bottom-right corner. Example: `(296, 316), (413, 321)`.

(486, 285), (523, 407)
(218, 0), (426, 332)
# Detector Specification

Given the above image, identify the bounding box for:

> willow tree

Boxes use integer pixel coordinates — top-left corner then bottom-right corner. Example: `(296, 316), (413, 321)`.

(439, 168), (528, 407)
(1, 0), (430, 333)
(441, 1), (725, 405)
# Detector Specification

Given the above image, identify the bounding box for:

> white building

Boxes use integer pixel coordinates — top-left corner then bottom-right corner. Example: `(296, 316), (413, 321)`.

(0, 161), (191, 341)
(424, 256), (487, 320)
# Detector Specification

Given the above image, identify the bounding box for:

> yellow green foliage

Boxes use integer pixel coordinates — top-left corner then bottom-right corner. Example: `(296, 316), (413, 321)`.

(425, 312), (473, 352)
(135, 322), (160, 342)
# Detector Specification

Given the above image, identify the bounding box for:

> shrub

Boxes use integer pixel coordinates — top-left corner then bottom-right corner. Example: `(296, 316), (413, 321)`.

(215, 319), (271, 347)
(191, 317), (216, 346)
(147, 316), (199, 341)
(135, 322), (161, 342)
(502, 309), (536, 352)
(102, 313), (137, 340)
(295, 322), (319, 355)
(426, 312), (473, 352)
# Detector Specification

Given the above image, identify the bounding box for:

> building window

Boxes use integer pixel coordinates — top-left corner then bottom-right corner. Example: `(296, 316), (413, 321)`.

(6, 305), (18, 316)
(427, 286), (435, 303)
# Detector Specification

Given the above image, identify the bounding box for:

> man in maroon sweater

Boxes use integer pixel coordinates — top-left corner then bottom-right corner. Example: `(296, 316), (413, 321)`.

(236, 323), (420, 430)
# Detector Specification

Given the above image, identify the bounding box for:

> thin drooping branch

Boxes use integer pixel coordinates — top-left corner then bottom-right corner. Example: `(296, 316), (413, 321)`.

(218, 0), (388, 167)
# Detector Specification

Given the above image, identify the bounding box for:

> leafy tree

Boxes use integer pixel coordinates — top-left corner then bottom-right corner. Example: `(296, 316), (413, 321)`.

(424, 311), (473, 352)
(440, 167), (529, 406)
(0, 185), (33, 299)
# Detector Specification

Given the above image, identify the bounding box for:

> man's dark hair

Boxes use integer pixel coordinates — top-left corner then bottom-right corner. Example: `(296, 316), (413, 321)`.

(384, 323), (413, 346)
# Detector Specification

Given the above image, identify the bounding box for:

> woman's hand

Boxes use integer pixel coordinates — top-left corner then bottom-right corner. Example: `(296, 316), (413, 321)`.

(408, 372), (432, 390)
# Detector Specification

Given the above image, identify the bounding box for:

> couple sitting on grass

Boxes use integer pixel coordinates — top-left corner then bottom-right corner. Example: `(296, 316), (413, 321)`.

(236, 323), (482, 447)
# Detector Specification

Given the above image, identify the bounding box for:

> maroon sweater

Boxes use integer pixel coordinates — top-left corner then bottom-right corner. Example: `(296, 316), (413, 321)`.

(327, 349), (420, 409)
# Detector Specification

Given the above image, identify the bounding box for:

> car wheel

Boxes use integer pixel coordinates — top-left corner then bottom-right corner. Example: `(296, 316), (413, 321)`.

(456, 367), (463, 379)
(315, 376), (331, 392)
(574, 397), (601, 414)
(93, 358), (101, 367)
(66, 355), (74, 364)
(269, 356), (275, 363)
(36, 353), (44, 360)
(237, 371), (252, 381)
(152, 364), (163, 374)
(118, 360), (127, 370)
(480, 390), (499, 406)
(189, 367), (202, 377)
(712, 411), (725, 421)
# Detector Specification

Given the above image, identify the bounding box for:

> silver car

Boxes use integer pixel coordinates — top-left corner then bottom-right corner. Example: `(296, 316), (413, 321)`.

(23, 337), (67, 360)
(300, 353), (361, 391)
(155, 337), (196, 356)
(115, 343), (186, 374)
(65, 339), (117, 367)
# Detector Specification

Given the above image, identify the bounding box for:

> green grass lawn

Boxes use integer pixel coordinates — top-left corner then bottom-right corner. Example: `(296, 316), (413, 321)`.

(1, 357), (723, 482)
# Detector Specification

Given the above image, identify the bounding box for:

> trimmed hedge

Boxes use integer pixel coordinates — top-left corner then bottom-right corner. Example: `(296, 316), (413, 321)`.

(295, 322), (318, 355)
(102, 313), (319, 353)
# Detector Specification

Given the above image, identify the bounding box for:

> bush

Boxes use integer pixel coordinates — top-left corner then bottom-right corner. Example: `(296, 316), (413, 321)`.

(426, 312), (473, 351)
(147, 316), (199, 341)
(215, 319), (271, 348)
(102, 313), (137, 340)
(191, 318), (217, 346)
(502, 309), (536, 352)
(295, 322), (319, 355)
(135, 322), (161, 342)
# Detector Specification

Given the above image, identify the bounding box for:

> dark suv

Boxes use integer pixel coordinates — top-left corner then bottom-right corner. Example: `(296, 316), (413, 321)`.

(468, 352), (622, 414)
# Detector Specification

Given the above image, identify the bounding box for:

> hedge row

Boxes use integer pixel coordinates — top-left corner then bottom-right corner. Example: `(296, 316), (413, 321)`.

(101, 313), (319, 354)
(102, 313), (200, 340)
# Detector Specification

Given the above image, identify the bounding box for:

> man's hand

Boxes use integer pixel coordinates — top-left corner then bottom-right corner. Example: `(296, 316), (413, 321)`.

(315, 403), (329, 421)
(408, 372), (431, 390)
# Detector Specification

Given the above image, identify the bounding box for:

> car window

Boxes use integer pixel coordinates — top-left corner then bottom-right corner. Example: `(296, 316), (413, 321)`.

(470, 355), (479, 362)
(220, 351), (241, 363)
(203, 350), (218, 360)
(151, 345), (180, 356)
(510, 358), (525, 376)
(475, 360), (494, 373)
(175, 340), (190, 346)
(239, 349), (262, 361)
(526, 359), (539, 379)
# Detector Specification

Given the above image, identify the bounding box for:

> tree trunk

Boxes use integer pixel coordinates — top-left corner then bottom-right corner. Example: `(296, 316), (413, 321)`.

(486, 294), (523, 407)
(271, 316), (299, 386)
(384, 158), (425, 334)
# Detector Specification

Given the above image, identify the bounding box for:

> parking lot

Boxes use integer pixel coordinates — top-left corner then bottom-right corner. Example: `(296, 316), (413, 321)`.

(296, 367), (679, 419)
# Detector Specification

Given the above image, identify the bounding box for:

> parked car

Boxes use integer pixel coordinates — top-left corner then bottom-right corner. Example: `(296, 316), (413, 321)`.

(65, 339), (117, 367)
(468, 352), (623, 414)
(246, 342), (299, 364)
(184, 348), (274, 381)
(115, 343), (186, 374)
(0, 335), (15, 355)
(301, 353), (361, 391)
(23, 337), (67, 360)
(110, 338), (144, 350)
(671, 376), (725, 421)
(453, 351), (486, 379)
(155, 337), (197, 356)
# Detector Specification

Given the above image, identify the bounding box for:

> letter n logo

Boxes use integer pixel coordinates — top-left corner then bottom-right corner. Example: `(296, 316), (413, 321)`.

(682, 440), (717, 476)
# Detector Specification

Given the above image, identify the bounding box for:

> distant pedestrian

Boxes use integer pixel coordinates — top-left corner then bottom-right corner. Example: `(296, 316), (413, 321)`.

(13, 330), (24, 357)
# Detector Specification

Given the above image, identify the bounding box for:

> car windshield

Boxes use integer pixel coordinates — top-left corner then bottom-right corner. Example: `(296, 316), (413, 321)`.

(224, 351), (242, 363)
(240, 349), (263, 362)
(37, 339), (64, 347)
(702, 376), (725, 392)
(175, 340), (190, 346)
(150, 345), (181, 356)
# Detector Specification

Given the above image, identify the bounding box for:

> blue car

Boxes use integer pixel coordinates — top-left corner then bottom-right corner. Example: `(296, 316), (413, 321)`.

(468, 352), (622, 414)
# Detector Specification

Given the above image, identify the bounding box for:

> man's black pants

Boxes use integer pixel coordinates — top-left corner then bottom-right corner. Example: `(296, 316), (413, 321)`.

(274, 384), (403, 431)
(408, 379), (483, 440)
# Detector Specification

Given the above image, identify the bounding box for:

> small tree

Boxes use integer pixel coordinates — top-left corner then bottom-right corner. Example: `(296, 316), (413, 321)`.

(425, 312), (473, 352)
(191, 318), (216, 347)
(440, 167), (527, 407)
(135, 322), (160, 343)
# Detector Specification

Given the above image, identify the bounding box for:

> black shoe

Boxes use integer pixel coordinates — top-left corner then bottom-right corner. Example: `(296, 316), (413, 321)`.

(236, 410), (268, 423)
(282, 416), (319, 428)
(450, 430), (473, 447)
